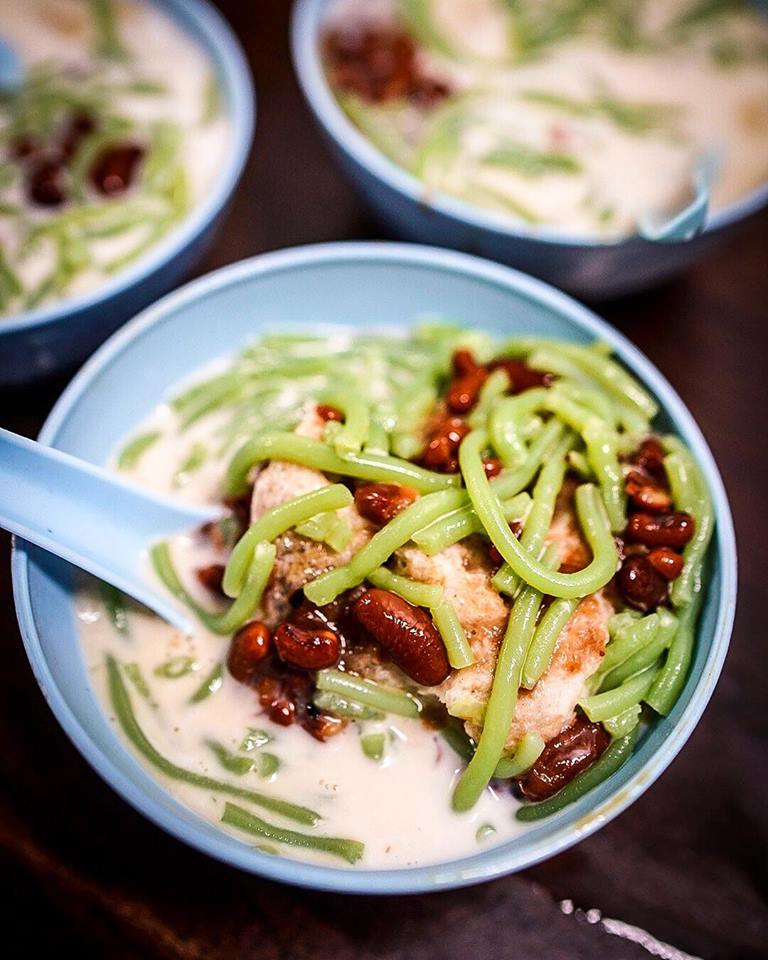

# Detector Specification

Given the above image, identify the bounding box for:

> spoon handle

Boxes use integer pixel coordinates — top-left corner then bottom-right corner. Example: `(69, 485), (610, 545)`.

(0, 428), (221, 630)
(0, 38), (23, 91)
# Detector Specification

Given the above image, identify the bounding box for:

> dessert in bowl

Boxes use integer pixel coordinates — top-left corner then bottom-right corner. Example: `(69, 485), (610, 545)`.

(0, 0), (253, 383)
(13, 243), (736, 891)
(292, 0), (768, 297)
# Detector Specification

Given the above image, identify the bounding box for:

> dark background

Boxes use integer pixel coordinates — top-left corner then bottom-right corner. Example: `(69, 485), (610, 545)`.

(1, 2), (766, 957)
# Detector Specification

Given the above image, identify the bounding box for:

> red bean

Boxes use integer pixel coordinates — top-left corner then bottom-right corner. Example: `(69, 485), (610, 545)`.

(352, 589), (450, 686)
(647, 547), (685, 581)
(317, 403), (344, 422)
(631, 437), (666, 479)
(268, 696), (295, 726)
(626, 511), (695, 549)
(227, 622), (272, 684)
(324, 27), (451, 106)
(9, 135), (44, 162)
(486, 357), (553, 395)
(446, 367), (488, 414)
(421, 416), (469, 474)
(90, 143), (144, 196)
(196, 563), (226, 596)
(256, 675), (303, 727)
(256, 674), (312, 729)
(617, 554), (668, 611)
(354, 482), (418, 526)
(625, 469), (672, 513)
(26, 159), (68, 206)
(302, 704), (347, 742)
(516, 715), (610, 801)
(273, 621), (341, 670)
(452, 348), (481, 377)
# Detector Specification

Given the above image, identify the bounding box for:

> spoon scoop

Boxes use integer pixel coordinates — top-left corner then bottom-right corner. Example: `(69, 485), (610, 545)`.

(0, 428), (223, 633)
(638, 149), (721, 243)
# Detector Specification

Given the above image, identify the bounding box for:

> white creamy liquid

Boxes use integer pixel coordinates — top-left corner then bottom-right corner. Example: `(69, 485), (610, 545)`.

(325, 0), (768, 237)
(76, 388), (528, 869)
(0, 0), (230, 309)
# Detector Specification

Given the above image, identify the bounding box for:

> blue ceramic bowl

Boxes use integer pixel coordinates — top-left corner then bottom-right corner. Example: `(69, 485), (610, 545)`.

(0, 0), (254, 387)
(12, 243), (736, 893)
(291, 0), (768, 300)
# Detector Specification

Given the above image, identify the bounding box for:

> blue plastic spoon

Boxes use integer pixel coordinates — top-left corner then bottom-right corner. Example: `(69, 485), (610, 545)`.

(0, 38), (22, 92)
(0, 428), (223, 633)
(639, 150), (721, 243)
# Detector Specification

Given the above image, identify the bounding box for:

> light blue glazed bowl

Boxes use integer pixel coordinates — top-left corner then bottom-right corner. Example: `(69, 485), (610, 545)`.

(0, 0), (254, 386)
(12, 243), (736, 893)
(291, 0), (768, 300)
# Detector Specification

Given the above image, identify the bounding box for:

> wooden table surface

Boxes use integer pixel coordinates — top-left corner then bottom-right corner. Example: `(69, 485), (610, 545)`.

(1, 3), (766, 957)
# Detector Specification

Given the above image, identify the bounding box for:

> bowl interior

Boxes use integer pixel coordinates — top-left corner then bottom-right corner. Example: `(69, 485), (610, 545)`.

(2, 0), (254, 336)
(13, 243), (736, 893)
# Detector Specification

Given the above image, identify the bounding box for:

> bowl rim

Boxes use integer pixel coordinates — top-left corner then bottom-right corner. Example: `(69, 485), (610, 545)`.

(290, 0), (768, 249)
(12, 241), (737, 894)
(1, 0), (255, 337)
